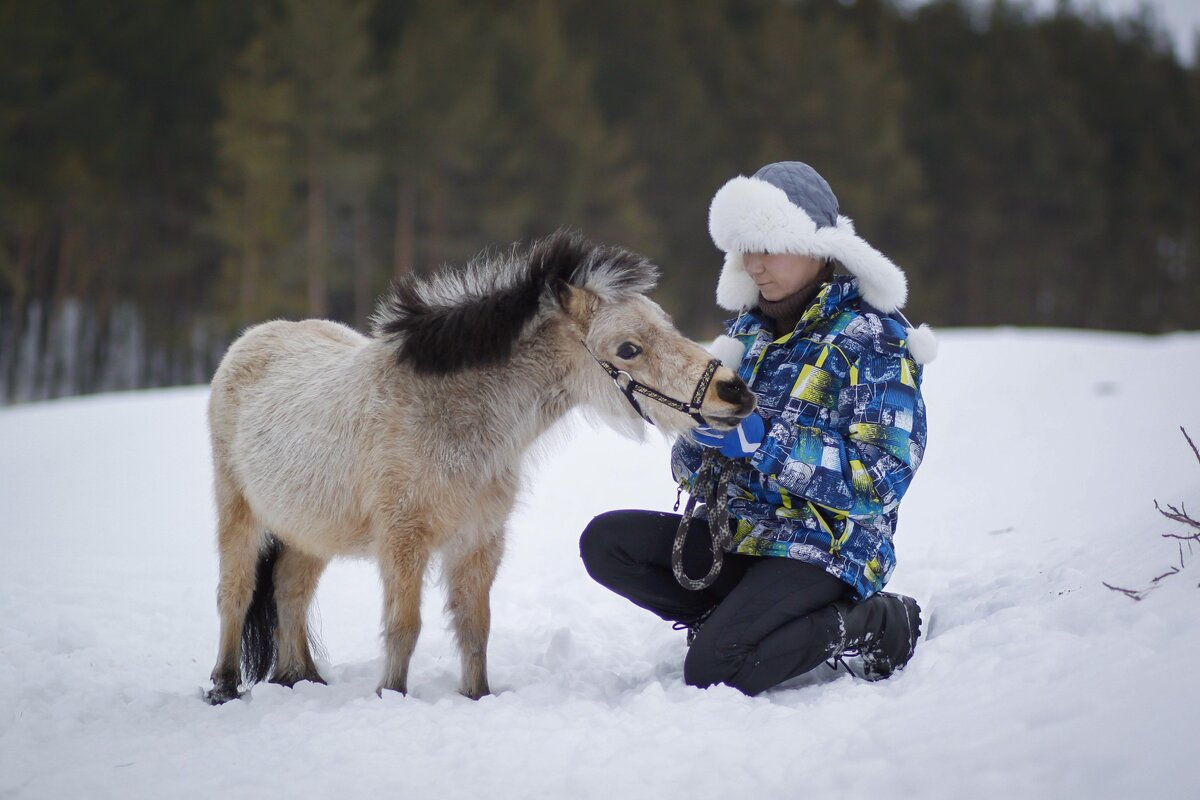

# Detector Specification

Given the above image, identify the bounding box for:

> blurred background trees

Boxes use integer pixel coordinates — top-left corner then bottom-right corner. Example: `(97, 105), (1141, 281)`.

(1, 0), (1197, 402)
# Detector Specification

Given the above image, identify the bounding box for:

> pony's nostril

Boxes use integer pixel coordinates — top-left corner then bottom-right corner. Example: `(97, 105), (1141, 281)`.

(716, 379), (748, 406)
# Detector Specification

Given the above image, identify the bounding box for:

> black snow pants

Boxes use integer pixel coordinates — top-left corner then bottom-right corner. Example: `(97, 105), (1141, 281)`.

(579, 509), (851, 696)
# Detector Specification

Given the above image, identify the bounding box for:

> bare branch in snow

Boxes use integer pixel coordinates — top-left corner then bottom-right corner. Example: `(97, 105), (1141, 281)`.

(1102, 582), (1145, 601)
(1107, 428), (1199, 600)
(1155, 429), (1200, 543)
(1182, 426), (1200, 465)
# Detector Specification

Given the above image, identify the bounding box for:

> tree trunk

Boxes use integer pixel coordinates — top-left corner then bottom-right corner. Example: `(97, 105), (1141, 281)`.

(427, 165), (447, 273)
(2, 231), (36, 403)
(50, 210), (84, 398)
(26, 213), (59, 401)
(353, 197), (373, 328)
(306, 132), (327, 318)
(393, 174), (416, 279)
(240, 185), (259, 321)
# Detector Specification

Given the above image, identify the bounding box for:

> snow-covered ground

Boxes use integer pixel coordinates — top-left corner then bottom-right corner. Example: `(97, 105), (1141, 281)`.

(1, 328), (1198, 799)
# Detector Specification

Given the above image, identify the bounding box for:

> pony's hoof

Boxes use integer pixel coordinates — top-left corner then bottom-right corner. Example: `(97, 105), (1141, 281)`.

(376, 683), (407, 698)
(460, 685), (491, 701)
(270, 670), (327, 688)
(202, 684), (244, 705)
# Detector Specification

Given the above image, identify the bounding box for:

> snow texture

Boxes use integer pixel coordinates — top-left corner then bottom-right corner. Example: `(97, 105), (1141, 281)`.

(2, 329), (1199, 799)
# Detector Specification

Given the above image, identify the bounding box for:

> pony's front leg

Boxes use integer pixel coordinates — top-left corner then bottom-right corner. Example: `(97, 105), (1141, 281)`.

(377, 525), (432, 696)
(444, 529), (504, 700)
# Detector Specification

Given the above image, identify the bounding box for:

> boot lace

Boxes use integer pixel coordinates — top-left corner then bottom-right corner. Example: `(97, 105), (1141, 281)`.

(672, 606), (715, 647)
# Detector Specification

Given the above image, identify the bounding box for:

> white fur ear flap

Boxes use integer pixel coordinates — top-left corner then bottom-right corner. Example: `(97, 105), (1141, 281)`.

(905, 323), (938, 365)
(707, 334), (746, 367)
(716, 252), (760, 311)
(826, 216), (907, 312)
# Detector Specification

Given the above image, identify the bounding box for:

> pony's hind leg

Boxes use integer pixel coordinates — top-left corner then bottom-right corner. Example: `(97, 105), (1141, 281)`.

(270, 546), (329, 687)
(444, 529), (504, 700)
(206, 484), (262, 705)
(377, 522), (433, 696)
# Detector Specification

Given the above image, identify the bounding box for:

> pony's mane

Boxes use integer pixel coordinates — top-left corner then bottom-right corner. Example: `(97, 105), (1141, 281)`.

(372, 230), (659, 375)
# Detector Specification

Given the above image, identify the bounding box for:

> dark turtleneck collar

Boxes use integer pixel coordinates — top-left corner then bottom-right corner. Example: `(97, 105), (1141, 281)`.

(755, 261), (835, 335)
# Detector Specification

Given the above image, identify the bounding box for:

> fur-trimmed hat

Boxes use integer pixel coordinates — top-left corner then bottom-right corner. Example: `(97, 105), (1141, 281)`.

(709, 161), (936, 363)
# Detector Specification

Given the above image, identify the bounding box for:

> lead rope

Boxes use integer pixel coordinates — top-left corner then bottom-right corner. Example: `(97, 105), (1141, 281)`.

(671, 448), (739, 591)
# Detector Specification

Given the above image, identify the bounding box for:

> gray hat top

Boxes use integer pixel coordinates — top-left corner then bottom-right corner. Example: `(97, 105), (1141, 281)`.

(751, 162), (840, 230)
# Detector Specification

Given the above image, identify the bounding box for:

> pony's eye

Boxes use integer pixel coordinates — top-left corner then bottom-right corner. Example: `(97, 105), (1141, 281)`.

(616, 342), (643, 360)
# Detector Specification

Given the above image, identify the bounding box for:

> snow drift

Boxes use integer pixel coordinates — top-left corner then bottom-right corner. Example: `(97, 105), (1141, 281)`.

(1, 328), (1198, 799)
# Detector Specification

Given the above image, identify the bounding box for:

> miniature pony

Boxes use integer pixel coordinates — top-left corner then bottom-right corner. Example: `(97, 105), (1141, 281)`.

(204, 231), (754, 704)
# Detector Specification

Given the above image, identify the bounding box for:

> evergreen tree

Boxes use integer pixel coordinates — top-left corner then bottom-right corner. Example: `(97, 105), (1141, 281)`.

(497, 0), (655, 252)
(563, 0), (736, 329)
(753, 1), (930, 317)
(273, 0), (379, 318)
(383, 0), (509, 275)
(1041, 1), (1199, 329)
(4, 0), (1200, 403)
(210, 35), (300, 323)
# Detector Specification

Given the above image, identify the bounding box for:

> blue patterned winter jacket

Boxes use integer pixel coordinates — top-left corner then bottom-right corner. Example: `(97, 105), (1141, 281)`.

(672, 276), (928, 599)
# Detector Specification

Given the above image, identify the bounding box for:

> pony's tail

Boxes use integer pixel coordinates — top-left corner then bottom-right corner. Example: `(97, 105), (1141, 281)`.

(241, 535), (283, 685)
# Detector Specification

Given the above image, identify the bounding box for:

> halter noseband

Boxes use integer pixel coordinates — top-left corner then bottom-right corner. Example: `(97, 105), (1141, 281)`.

(585, 345), (721, 427)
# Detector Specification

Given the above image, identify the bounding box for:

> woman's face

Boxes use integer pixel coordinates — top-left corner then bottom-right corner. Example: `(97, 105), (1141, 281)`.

(742, 252), (826, 301)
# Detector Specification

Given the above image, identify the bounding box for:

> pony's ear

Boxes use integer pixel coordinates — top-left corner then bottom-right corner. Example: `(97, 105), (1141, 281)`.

(555, 280), (598, 326)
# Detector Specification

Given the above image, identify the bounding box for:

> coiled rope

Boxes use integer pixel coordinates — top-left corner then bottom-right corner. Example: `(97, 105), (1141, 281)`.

(671, 449), (739, 591)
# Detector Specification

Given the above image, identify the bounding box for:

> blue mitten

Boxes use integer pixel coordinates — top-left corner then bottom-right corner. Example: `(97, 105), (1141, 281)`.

(689, 412), (765, 458)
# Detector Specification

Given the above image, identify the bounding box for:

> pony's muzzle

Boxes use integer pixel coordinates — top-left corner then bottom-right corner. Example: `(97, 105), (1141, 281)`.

(716, 376), (754, 409)
(703, 372), (756, 427)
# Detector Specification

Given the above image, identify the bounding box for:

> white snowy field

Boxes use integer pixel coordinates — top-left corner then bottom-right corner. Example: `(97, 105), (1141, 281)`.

(2, 328), (1199, 800)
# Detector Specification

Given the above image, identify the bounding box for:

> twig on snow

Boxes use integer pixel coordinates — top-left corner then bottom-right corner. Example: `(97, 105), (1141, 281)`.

(1155, 429), (1200, 542)
(1157, 499), (1200, 540)
(1106, 428), (1199, 600)
(1182, 426), (1200, 465)
(1102, 582), (1145, 601)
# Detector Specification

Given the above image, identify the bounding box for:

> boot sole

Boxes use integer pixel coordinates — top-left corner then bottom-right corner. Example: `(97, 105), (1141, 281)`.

(899, 594), (922, 663)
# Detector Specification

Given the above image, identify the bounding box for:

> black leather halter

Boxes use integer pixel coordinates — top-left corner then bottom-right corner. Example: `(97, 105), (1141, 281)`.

(586, 347), (721, 427)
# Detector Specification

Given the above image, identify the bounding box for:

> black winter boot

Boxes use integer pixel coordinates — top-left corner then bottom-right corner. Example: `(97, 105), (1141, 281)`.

(672, 606), (716, 647)
(832, 592), (922, 680)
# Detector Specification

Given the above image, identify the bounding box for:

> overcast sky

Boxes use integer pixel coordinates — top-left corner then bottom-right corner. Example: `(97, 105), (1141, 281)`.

(1024, 0), (1196, 62)
(906, 1), (1198, 63)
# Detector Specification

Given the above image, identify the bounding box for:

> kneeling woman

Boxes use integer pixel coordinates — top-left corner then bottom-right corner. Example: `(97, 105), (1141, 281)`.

(580, 161), (935, 695)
